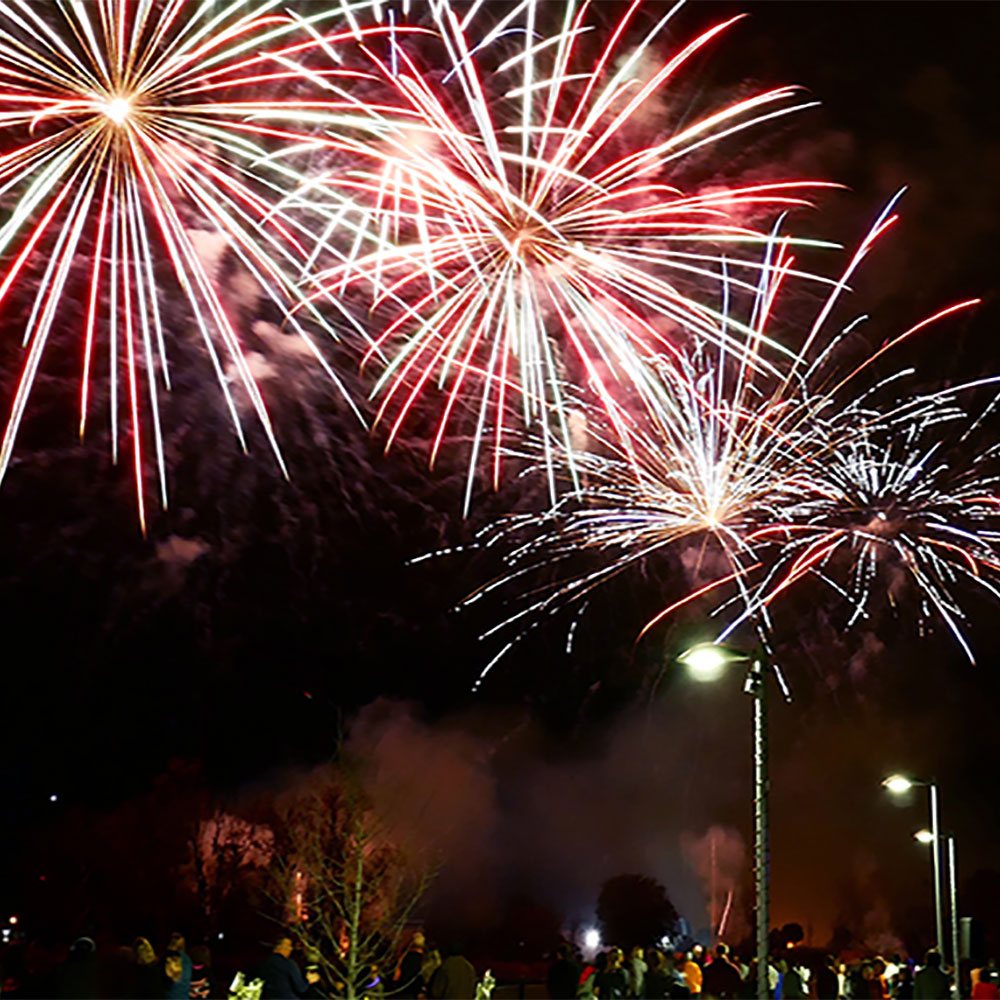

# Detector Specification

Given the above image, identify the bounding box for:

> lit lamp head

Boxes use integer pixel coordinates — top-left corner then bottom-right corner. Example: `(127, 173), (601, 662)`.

(882, 774), (915, 795)
(914, 829), (935, 845)
(678, 643), (731, 683)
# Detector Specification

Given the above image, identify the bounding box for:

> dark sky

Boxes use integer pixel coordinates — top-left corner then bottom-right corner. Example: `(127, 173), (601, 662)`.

(1, 0), (999, 954)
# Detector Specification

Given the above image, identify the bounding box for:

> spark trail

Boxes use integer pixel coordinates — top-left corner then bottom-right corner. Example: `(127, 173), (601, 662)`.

(459, 207), (990, 686)
(0, 0), (389, 528)
(303, 0), (836, 509)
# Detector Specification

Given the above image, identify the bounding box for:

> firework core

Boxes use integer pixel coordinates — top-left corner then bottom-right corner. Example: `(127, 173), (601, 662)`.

(103, 97), (132, 126)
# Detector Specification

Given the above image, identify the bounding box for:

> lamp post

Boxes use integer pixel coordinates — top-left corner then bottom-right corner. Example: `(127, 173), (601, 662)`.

(679, 643), (771, 1000)
(916, 828), (961, 992)
(883, 776), (944, 964)
(948, 835), (959, 991)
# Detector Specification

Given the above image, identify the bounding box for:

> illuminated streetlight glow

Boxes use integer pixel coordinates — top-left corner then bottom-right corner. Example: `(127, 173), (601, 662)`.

(678, 639), (770, 999)
(583, 928), (600, 951)
(881, 772), (945, 979)
(678, 643), (731, 683)
(883, 774), (914, 795)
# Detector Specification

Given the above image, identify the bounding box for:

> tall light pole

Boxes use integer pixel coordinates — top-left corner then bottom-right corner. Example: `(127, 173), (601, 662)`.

(948, 835), (959, 991)
(915, 828), (961, 993)
(679, 643), (772, 1000)
(883, 776), (944, 964)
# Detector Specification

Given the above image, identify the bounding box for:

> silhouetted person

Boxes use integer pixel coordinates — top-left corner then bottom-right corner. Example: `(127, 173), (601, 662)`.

(548, 942), (582, 999)
(973, 961), (1000, 1000)
(257, 935), (320, 999)
(164, 951), (185, 998)
(54, 937), (100, 999)
(914, 951), (950, 1000)
(397, 930), (427, 998)
(814, 956), (839, 1000)
(189, 944), (213, 999)
(869, 957), (888, 999)
(629, 947), (648, 999)
(778, 958), (806, 1000)
(578, 952), (605, 999)
(164, 933), (192, 1000)
(701, 945), (742, 999)
(645, 949), (690, 999)
(596, 948), (628, 999)
(130, 937), (165, 999)
(677, 953), (702, 998)
(302, 963), (328, 999)
(429, 942), (478, 1000)
(896, 964), (915, 1000)
(423, 948), (443, 994)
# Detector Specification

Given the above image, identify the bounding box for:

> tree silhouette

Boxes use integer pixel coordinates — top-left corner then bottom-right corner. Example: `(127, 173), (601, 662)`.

(596, 874), (679, 948)
(270, 763), (434, 1000)
(770, 922), (806, 955)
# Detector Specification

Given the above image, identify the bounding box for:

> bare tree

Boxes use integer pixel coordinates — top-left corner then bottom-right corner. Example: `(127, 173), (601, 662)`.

(270, 764), (434, 999)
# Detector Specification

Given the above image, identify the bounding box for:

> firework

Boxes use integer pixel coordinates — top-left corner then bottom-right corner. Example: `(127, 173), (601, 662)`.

(736, 388), (1000, 663)
(461, 205), (990, 686)
(0, 0), (394, 529)
(303, 0), (836, 509)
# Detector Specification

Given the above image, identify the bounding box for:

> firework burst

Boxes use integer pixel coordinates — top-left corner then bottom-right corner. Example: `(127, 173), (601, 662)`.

(738, 388), (1000, 663)
(459, 204), (989, 686)
(302, 0), (837, 509)
(0, 0), (394, 529)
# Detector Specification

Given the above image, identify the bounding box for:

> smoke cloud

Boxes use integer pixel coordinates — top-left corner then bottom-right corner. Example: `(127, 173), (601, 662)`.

(337, 696), (754, 942)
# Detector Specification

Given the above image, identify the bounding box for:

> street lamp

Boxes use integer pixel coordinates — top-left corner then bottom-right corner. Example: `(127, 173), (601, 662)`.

(884, 774), (915, 796)
(948, 835), (959, 991)
(678, 643), (730, 683)
(882, 776), (944, 967)
(915, 829), (961, 991)
(679, 642), (772, 1000)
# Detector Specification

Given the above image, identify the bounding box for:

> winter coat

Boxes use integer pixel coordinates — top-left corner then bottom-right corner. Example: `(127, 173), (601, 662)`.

(131, 962), (166, 999)
(429, 955), (478, 1000)
(398, 948), (426, 999)
(257, 952), (310, 999)
(913, 965), (951, 1000)
(595, 968), (629, 999)
(629, 958), (648, 998)
(548, 958), (583, 999)
(702, 958), (743, 999)
(165, 952), (192, 1000)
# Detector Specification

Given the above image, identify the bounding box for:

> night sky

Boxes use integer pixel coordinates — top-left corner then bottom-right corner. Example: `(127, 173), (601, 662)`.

(2, 0), (999, 958)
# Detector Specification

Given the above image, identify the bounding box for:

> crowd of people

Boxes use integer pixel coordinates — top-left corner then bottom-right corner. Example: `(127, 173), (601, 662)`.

(16, 932), (215, 999)
(0, 929), (482, 999)
(547, 941), (999, 1000)
(4, 929), (998, 999)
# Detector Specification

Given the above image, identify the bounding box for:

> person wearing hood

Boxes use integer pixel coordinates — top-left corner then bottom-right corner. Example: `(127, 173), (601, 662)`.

(164, 932), (192, 1000)
(131, 937), (165, 999)
(55, 936), (99, 999)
